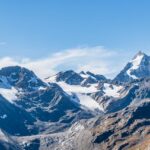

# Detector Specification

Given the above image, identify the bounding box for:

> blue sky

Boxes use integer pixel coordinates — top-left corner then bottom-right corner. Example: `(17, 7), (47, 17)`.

(0, 0), (150, 77)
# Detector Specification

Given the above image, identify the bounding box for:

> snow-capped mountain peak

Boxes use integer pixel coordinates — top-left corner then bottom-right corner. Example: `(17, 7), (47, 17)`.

(0, 52), (149, 150)
(0, 66), (47, 91)
(80, 71), (106, 81)
(114, 51), (150, 82)
(132, 51), (145, 60)
(47, 70), (107, 86)
(127, 51), (145, 79)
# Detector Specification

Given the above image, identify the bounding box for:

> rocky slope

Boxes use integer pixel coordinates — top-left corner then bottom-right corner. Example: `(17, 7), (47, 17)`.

(0, 66), (94, 137)
(91, 100), (150, 150)
(0, 52), (149, 150)
(11, 99), (150, 150)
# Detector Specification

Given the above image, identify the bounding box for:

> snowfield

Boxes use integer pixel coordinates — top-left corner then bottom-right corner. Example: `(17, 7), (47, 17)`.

(56, 82), (103, 111)
(104, 83), (123, 98)
(127, 53), (144, 79)
(0, 87), (18, 103)
(75, 93), (104, 111)
(57, 81), (98, 94)
(46, 74), (125, 112)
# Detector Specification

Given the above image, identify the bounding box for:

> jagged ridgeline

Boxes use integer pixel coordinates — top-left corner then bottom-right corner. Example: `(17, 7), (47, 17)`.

(0, 52), (149, 150)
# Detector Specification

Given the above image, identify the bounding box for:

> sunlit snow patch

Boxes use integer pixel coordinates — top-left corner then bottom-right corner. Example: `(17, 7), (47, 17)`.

(75, 93), (104, 111)
(0, 87), (18, 103)
(127, 53), (144, 79)
(57, 81), (98, 94)
(104, 83), (123, 98)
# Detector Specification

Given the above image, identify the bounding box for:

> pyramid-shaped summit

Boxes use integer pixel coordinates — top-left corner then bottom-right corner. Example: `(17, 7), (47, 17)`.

(114, 51), (150, 82)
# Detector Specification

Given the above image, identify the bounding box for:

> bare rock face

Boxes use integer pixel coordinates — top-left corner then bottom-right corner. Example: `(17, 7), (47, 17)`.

(90, 100), (150, 150)
(0, 66), (94, 136)
(55, 70), (84, 85)
(0, 52), (150, 150)
(20, 100), (150, 150)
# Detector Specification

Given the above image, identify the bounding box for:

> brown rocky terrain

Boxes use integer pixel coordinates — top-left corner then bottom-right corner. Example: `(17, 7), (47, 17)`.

(91, 99), (150, 150)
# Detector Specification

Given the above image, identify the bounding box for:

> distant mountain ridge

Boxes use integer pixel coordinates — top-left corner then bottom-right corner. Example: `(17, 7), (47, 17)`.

(0, 51), (149, 149)
(0, 66), (94, 136)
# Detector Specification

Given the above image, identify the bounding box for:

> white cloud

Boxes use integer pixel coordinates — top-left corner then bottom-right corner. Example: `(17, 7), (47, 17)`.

(0, 46), (128, 79)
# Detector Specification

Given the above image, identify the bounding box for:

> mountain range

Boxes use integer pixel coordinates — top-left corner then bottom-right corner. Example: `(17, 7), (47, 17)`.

(0, 51), (149, 150)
